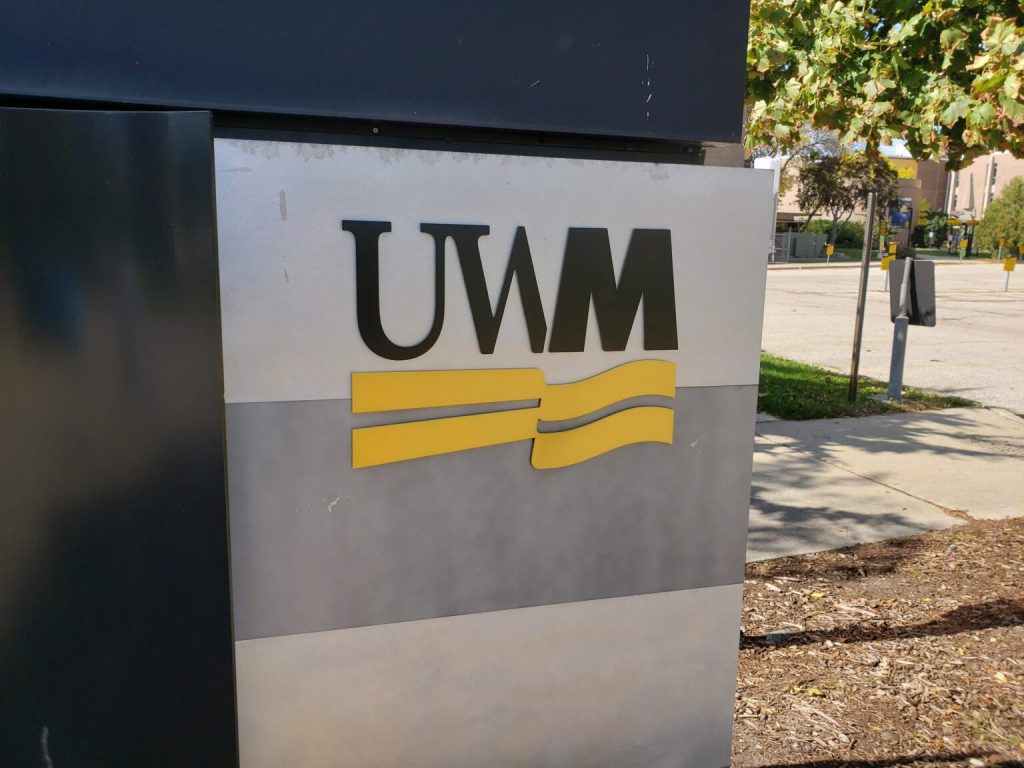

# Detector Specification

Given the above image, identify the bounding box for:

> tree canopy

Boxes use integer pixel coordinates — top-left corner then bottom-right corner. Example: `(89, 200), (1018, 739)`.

(974, 176), (1024, 250)
(746, 1), (1024, 169)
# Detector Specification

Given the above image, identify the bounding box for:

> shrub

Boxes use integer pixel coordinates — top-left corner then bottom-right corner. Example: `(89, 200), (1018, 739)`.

(803, 219), (864, 247)
(976, 178), (1024, 253)
(912, 211), (951, 248)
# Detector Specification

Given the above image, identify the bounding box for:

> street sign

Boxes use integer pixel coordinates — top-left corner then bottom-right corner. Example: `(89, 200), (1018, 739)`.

(1006, 257), (1018, 272)
(888, 259), (936, 327)
(888, 242), (898, 256)
(881, 255), (894, 271)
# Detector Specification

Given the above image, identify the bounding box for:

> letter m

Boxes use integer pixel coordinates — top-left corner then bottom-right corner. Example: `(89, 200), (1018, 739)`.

(548, 228), (677, 352)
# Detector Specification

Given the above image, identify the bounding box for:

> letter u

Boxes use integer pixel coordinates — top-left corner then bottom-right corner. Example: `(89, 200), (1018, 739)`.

(342, 220), (445, 360)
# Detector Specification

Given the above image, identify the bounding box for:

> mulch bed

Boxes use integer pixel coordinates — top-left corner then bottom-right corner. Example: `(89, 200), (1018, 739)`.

(733, 516), (1024, 768)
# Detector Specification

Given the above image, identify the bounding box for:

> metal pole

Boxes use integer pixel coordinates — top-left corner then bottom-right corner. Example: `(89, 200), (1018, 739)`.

(1006, 271), (1011, 292)
(887, 255), (914, 400)
(848, 191), (877, 401)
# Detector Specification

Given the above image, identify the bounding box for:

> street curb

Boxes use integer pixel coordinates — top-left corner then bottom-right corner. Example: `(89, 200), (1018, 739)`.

(987, 406), (1024, 424)
(768, 260), (1006, 271)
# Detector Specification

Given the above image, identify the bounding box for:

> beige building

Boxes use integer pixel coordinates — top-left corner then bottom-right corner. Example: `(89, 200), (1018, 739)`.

(945, 151), (1024, 219)
(765, 154), (948, 235)
(760, 147), (1024, 245)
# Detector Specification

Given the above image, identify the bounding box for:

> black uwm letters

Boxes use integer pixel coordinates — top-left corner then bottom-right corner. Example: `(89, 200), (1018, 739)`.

(341, 221), (678, 360)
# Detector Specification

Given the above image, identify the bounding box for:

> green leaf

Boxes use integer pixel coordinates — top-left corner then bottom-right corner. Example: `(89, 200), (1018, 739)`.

(940, 27), (966, 50)
(1004, 73), (1021, 100)
(999, 93), (1024, 121)
(972, 70), (1009, 95)
(940, 96), (971, 124)
(967, 102), (997, 128)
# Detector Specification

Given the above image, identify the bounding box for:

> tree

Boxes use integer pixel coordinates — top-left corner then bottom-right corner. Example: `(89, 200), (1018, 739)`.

(975, 177), (1024, 251)
(751, 128), (841, 197)
(913, 209), (951, 248)
(746, 1), (1024, 169)
(795, 152), (897, 245)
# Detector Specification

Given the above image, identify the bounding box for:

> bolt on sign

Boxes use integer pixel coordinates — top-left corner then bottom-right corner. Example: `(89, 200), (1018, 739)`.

(215, 139), (771, 767)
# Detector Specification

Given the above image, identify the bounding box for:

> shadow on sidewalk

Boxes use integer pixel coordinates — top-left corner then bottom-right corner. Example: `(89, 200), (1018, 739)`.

(741, 597), (1024, 649)
(758, 408), (1024, 464)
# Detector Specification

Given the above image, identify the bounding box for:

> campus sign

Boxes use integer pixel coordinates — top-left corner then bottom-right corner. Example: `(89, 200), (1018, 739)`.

(215, 139), (771, 766)
(1, 3), (761, 765)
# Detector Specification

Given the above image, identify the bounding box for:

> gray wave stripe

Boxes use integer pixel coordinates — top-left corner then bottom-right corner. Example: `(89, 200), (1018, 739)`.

(348, 392), (677, 431)
(226, 385), (756, 640)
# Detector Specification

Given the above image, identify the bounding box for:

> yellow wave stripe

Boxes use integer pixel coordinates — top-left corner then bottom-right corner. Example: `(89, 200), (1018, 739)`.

(353, 360), (676, 416)
(537, 360), (675, 421)
(351, 361), (678, 469)
(352, 368), (543, 413)
(530, 406), (675, 469)
(352, 408), (539, 469)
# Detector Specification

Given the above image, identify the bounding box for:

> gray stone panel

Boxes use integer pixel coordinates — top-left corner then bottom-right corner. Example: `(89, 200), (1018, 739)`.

(226, 385), (755, 639)
(235, 585), (742, 768)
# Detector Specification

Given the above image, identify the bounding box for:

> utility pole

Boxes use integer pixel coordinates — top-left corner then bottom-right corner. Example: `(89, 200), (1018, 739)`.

(848, 191), (876, 401)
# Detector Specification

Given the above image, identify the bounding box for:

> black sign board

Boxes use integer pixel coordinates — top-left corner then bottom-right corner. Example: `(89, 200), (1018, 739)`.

(889, 259), (937, 327)
(0, 0), (749, 143)
(0, 109), (236, 766)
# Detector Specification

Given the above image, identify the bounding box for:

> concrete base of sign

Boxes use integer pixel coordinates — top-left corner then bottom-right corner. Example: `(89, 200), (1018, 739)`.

(235, 585), (740, 768)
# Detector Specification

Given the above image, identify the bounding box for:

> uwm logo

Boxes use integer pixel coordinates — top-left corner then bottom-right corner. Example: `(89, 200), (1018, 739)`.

(343, 221), (679, 470)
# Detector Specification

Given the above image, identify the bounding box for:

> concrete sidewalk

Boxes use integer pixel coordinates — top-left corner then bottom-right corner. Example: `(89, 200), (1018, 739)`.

(747, 406), (1024, 562)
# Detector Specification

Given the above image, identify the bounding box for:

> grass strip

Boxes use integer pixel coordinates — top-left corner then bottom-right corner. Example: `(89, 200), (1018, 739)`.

(758, 353), (977, 420)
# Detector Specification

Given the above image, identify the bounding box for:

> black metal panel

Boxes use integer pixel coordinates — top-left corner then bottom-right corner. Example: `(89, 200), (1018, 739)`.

(889, 260), (937, 327)
(0, 109), (237, 767)
(0, 0), (749, 144)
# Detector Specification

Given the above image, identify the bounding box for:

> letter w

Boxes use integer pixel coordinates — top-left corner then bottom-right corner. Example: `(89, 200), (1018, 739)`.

(421, 224), (547, 354)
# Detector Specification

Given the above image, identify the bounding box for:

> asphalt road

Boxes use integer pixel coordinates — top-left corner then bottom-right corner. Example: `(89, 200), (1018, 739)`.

(761, 261), (1024, 414)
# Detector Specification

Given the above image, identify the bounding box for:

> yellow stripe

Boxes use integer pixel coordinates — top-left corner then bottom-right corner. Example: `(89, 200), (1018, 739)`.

(352, 408), (539, 468)
(530, 406), (674, 470)
(351, 362), (678, 469)
(538, 360), (676, 421)
(352, 369), (543, 413)
(353, 361), (676, 417)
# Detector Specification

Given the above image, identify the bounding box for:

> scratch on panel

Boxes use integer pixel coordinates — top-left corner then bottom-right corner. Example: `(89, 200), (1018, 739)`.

(284, 268), (290, 282)
(530, 80), (541, 88)
(644, 53), (656, 119)
(327, 496), (341, 513)
(279, 190), (288, 221)
(41, 727), (54, 768)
